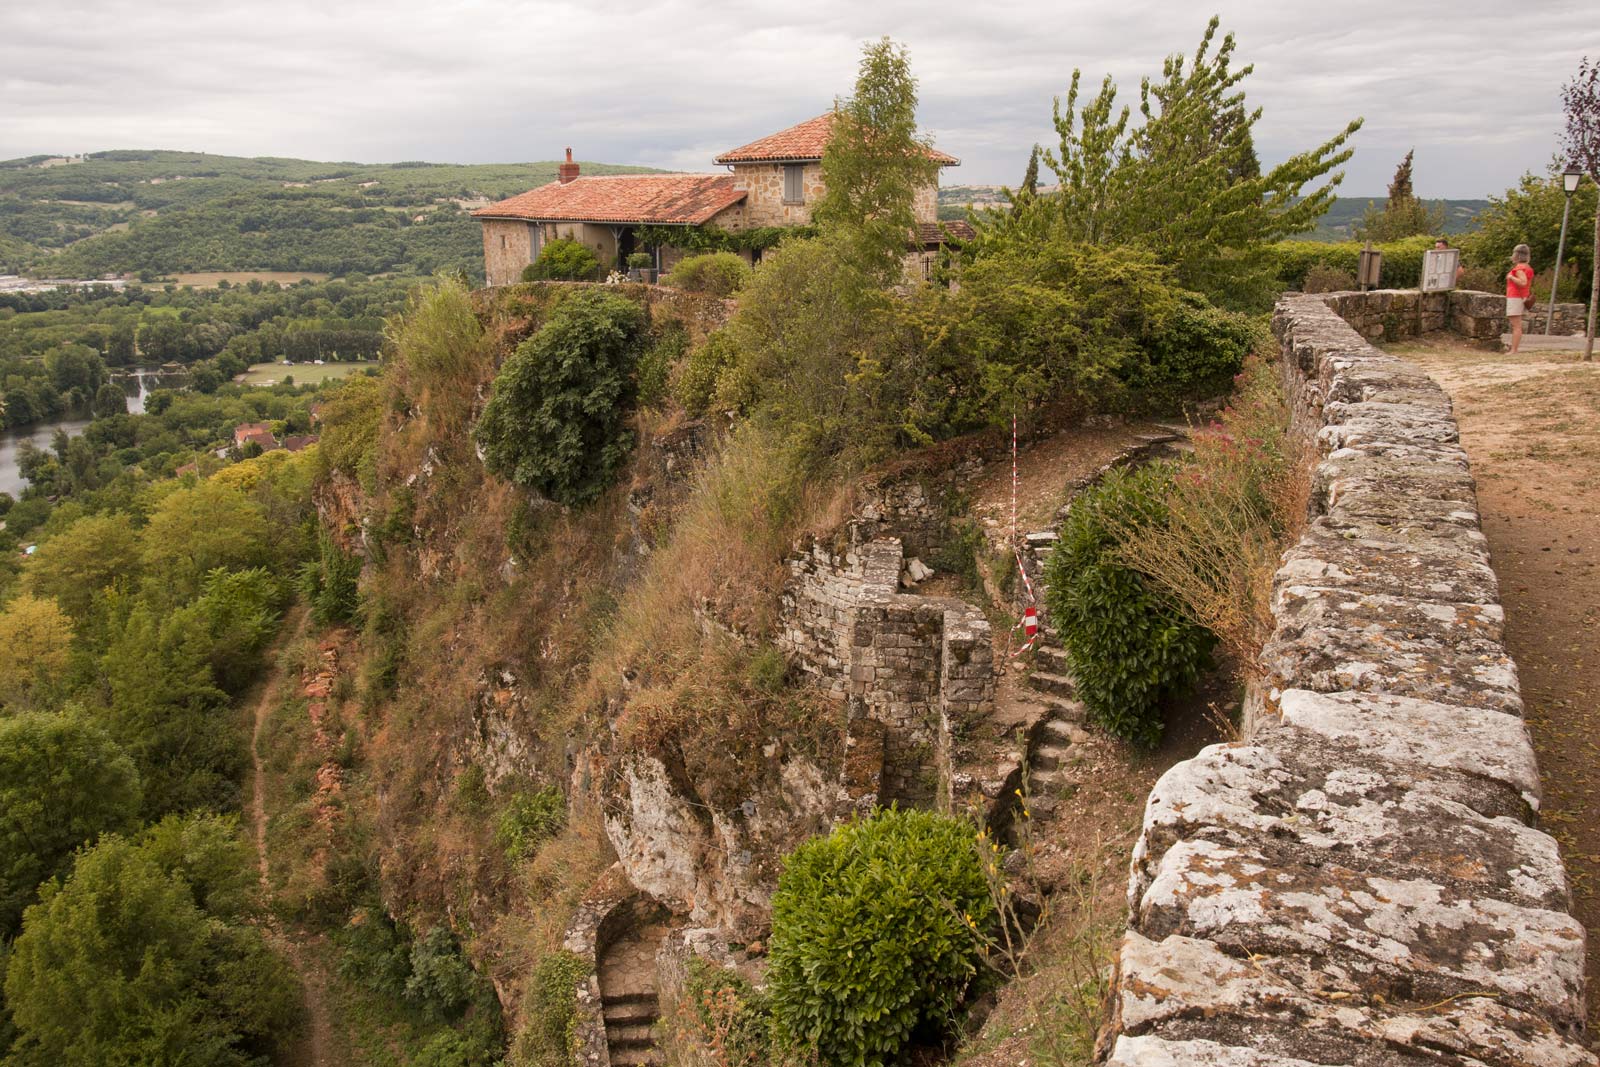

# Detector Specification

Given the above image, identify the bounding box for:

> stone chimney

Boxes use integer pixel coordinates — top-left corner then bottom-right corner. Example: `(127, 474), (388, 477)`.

(558, 147), (579, 184)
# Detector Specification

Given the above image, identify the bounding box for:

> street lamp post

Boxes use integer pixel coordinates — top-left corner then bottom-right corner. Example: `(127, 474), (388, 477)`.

(1547, 165), (1584, 335)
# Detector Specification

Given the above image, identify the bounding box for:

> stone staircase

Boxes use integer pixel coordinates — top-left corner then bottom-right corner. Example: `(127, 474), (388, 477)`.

(598, 921), (668, 1067)
(1012, 529), (1094, 813)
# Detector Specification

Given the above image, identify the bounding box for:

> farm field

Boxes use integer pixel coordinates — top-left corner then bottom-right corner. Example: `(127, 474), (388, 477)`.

(237, 360), (379, 385)
(171, 271), (331, 287)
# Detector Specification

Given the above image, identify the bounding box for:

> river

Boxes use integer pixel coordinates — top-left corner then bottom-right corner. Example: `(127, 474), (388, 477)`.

(0, 367), (187, 497)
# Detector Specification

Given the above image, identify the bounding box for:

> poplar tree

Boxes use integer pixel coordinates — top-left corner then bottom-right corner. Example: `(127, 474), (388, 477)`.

(815, 37), (941, 283)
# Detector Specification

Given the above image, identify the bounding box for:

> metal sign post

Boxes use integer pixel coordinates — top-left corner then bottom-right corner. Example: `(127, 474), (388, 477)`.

(1358, 243), (1383, 292)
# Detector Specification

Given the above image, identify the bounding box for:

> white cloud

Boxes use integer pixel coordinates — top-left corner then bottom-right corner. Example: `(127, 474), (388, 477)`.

(1, 0), (1596, 196)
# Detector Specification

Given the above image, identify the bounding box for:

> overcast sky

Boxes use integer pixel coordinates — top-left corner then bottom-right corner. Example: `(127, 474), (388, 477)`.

(3, 0), (1597, 198)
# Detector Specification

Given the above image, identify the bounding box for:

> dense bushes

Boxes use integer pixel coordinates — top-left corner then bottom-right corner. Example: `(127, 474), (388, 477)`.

(1044, 464), (1215, 747)
(522, 238), (600, 282)
(475, 288), (644, 506)
(1265, 235), (1435, 292)
(767, 808), (992, 1066)
(664, 252), (752, 297)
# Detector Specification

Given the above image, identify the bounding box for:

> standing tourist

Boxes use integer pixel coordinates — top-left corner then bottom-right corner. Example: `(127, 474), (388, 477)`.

(1506, 244), (1536, 354)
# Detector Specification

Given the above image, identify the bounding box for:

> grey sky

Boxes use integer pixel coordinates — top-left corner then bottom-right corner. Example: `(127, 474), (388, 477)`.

(2, 0), (1596, 197)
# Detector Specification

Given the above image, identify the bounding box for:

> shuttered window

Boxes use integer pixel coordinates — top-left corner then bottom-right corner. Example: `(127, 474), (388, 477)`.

(783, 164), (804, 204)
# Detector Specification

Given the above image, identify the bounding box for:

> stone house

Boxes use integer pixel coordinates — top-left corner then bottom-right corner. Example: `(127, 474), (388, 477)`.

(473, 113), (971, 286)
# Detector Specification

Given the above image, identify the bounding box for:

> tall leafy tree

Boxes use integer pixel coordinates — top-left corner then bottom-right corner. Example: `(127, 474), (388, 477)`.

(982, 17), (1363, 309)
(1562, 55), (1600, 360)
(0, 594), (73, 710)
(815, 37), (941, 282)
(0, 712), (141, 936)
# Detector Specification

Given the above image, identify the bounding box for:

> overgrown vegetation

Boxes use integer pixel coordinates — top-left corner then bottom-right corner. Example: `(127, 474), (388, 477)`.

(521, 238), (601, 282)
(475, 288), (644, 506)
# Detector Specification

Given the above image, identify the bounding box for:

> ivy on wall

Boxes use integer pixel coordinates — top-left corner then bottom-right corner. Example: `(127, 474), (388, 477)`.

(634, 224), (817, 256)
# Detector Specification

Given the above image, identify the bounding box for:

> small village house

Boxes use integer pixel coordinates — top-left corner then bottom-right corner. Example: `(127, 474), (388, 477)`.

(233, 422), (277, 451)
(473, 112), (970, 286)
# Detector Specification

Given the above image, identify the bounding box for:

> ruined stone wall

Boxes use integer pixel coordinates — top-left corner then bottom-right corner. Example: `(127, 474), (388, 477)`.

(1529, 300), (1592, 335)
(1100, 294), (1595, 1066)
(1309, 288), (1590, 345)
(778, 535), (993, 808)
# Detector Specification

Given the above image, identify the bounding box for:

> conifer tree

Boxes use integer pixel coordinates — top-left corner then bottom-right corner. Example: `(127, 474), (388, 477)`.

(1357, 149), (1443, 241)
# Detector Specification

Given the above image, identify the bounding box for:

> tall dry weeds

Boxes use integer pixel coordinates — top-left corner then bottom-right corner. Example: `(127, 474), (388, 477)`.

(1111, 355), (1308, 671)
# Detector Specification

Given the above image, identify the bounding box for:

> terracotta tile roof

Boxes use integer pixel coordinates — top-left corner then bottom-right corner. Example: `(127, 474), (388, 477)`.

(916, 220), (976, 245)
(714, 112), (959, 166)
(472, 175), (746, 225)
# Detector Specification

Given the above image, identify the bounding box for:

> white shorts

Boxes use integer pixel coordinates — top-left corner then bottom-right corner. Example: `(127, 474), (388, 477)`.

(1507, 296), (1526, 316)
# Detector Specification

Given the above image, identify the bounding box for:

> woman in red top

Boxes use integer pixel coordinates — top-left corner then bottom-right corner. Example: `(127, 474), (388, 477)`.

(1506, 243), (1535, 355)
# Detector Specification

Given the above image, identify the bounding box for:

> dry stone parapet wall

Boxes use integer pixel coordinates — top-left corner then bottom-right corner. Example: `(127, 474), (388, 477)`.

(1100, 294), (1594, 1066)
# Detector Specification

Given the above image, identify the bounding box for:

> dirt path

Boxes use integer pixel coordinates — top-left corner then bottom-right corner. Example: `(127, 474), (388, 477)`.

(247, 607), (335, 1067)
(1396, 339), (1600, 1032)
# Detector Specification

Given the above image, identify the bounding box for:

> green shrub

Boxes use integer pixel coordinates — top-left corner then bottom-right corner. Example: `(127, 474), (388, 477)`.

(626, 252), (653, 270)
(1043, 464), (1214, 747)
(664, 252), (752, 297)
(1126, 296), (1262, 406)
(768, 808), (992, 1066)
(474, 288), (644, 507)
(404, 926), (478, 1021)
(494, 786), (566, 862)
(674, 330), (739, 416)
(522, 238), (600, 282)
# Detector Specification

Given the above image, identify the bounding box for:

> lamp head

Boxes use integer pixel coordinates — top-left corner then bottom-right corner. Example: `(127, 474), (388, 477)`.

(1564, 165), (1583, 194)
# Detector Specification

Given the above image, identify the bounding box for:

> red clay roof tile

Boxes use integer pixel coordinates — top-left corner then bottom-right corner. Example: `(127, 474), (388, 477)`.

(714, 112), (959, 166)
(472, 174), (746, 225)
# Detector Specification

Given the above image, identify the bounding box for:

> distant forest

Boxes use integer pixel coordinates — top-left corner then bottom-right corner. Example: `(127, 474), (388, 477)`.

(0, 150), (660, 282)
(937, 185), (1490, 241)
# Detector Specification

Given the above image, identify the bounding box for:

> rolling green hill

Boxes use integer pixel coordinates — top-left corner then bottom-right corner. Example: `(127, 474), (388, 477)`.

(0, 150), (661, 281)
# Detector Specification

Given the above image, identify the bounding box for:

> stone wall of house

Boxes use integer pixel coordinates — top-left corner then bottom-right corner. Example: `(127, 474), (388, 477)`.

(1099, 293), (1595, 1066)
(481, 218), (537, 287)
(912, 182), (938, 225)
(729, 162), (826, 227)
(778, 534), (993, 808)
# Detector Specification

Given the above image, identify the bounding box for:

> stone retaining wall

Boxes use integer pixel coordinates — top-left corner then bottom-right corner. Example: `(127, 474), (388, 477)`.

(1099, 294), (1595, 1066)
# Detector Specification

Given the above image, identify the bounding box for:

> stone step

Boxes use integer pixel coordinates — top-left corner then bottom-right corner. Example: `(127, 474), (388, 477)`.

(609, 1048), (663, 1067)
(602, 991), (659, 1011)
(1024, 530), (1059, 546)
(1037, 717), (1090, 746)
(1033, 645), (1070, 672)
(603, 1006), (659, 1028)
(1032, 742), (1074, 772)
(1032, 691), (1087, 723)
(1026, 670), (1076, 698)
(606, 1023), (659, 1046)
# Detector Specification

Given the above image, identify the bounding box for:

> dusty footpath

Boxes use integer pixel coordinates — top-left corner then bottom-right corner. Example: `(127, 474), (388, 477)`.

(1399, 340), (1600, 1034)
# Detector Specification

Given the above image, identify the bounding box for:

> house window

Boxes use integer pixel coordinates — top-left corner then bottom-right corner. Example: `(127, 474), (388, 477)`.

(500, 234), (507, 250)
(782, 164), (804, 205)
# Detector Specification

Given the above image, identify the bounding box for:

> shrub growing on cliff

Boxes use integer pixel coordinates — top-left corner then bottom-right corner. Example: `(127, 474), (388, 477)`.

(475, 289), (644, 507)
(664, 252), (751, 297)
(1044, 464), (1214, 747)
(767, 808), (992, 1066)
(522, 238), (600, 282)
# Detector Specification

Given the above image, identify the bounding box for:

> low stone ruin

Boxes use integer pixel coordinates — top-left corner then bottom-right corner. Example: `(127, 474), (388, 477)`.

(1099, 294), (1595, 1066)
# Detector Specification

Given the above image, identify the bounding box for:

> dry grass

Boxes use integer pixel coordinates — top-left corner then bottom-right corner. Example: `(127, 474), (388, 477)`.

(1111, 355), (1308, 669)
